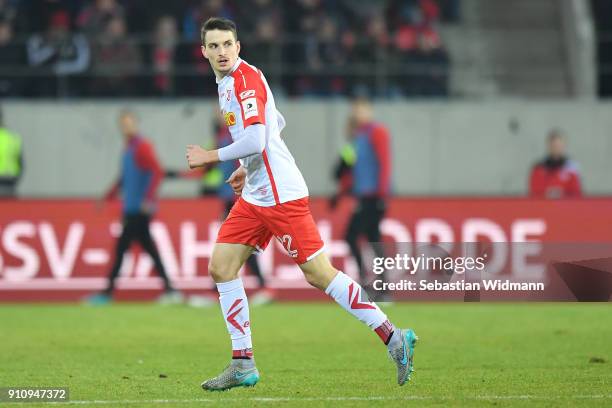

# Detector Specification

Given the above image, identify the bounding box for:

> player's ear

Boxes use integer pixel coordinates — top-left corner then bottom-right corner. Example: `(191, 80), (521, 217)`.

(201, 45), (208, 60)
(236, 40), (241, 55)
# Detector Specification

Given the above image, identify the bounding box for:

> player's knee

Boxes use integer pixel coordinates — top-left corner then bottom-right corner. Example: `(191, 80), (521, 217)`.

(208, 258), (237, 283)
(303, 269), (325, 290)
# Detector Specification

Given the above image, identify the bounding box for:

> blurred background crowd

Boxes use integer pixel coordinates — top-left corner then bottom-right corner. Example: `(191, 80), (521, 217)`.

(0, 0), (457, 98)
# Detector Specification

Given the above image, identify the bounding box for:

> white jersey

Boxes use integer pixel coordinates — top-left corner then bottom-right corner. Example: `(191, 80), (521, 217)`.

(217, 58), (309, 207)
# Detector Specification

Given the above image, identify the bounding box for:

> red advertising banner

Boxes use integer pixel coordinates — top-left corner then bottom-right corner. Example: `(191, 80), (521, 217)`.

(1, 197), (611, 301)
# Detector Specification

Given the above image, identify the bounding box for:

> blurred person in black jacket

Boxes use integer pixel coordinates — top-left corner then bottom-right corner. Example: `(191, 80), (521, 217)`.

(0, 18), (26, 97)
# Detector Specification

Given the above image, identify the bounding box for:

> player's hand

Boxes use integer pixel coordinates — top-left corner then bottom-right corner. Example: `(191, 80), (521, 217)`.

(186, 145), (217, 168)
(226, 167), (246, 196)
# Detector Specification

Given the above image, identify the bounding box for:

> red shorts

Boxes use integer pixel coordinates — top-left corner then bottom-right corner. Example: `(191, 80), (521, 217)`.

(216, 197), (324, 264)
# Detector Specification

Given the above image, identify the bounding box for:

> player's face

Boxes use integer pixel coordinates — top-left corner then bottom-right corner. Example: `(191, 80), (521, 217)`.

(119, 114), (138, 138)
(202, 29), (240, 76)
(350, 100), (373, 126)
(548, 137), (565, 158)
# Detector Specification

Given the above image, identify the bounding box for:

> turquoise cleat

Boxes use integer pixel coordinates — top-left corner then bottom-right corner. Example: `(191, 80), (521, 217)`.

(84, 293), (112, 306)
(201, 359), (259, 391)
(388, 328), (418, 386)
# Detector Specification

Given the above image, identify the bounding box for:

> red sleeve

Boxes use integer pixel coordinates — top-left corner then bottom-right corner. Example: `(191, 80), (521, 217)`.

(232, 65), (267, 128)
(529, 165), (545, 198)
(104, 178), (120, 201)
(370, 125), (391, 197)
(134, 140), (163, 200)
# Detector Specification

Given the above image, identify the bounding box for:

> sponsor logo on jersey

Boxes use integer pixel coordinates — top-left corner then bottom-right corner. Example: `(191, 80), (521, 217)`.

(240, 89), (255, 99)
(226, 89), (232, 101)
(242, 97), (258, 119)
(224, 111), (237, 126)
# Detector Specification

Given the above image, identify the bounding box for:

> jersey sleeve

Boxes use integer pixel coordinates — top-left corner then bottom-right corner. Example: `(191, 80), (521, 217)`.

(232, 66), (268, 128)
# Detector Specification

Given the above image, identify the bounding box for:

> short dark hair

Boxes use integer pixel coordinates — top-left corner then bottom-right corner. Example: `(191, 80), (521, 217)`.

(201, 17), (237, 45)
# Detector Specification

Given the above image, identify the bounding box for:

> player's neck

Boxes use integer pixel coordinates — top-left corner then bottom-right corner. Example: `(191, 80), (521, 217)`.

(214, 58), (241, 81)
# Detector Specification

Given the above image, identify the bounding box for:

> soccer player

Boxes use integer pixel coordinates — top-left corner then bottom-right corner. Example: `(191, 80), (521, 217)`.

(186, 18), (417, 391)
(330, 97), (391, 298)
(88, 110), (181, 305)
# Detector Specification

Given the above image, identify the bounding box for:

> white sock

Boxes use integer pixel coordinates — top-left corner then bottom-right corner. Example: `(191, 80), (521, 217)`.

(216, 278), (253, 356)
(325, 272), (396, 344)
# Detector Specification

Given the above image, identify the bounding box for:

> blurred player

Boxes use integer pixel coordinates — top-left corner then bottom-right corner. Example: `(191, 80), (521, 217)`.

(529, 129), (582, 198)
(185, 18), (417, 391)
(0, 106), (24, 197)
(87, 110), (181, 305)
(330, 97), (391, 297)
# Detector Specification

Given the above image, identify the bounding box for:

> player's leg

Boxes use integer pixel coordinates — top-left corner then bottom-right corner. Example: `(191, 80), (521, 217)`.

(300, 252), (417, 385)
(202, 198), (271, 391)
(208, 242), (255, 351)
(104, 215), (137, 294)
(363, 197), (389, 300)
(272, 198), (417, 385)
(344, 202), (367, 284)
(134, 213), (175, 292)
(202, 243), (259, 391)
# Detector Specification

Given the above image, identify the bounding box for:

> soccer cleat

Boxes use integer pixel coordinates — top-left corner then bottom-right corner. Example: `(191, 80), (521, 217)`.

(84, 292), (112, 306)
(156, 289), (184, 305)
(388, 328), (418, 386)
(201, 359), (259, 391)
(249, 289), (275, 307)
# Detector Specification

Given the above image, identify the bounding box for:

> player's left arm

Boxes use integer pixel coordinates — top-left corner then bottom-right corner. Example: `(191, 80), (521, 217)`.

(370, 125), (391, 197)
(135, 140), (163, 204)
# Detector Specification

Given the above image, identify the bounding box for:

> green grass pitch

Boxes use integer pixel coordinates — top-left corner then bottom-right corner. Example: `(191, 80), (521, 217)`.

(1, 303), (611, 407)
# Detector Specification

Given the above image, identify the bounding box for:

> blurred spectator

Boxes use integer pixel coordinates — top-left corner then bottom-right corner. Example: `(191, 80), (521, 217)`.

(90, 15), (143, 96)
(182, 0), (235, 42)
(0, 0), (457, 98)
(77, 0), (125, 39)
(20, 0), (80, 35)
(150, 15), (178, 96)
(238, 0), (282, 87)
(529, 130), (582, 199)
(0, 18), (26, 96)
(0, 105), (23, 197)
(347, 13), (390, 96)
(411, 28), (449, 96)
(0, 0), (17, 24)
(26, 11), (90, 97)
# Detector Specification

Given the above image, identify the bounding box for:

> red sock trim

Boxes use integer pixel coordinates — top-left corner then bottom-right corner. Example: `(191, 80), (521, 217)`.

(232, 348), (253, 359)
(375, 320), (394, 345)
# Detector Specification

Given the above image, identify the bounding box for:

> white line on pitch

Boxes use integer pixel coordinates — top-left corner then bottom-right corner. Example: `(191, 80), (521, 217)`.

(40, 394), (612, 405)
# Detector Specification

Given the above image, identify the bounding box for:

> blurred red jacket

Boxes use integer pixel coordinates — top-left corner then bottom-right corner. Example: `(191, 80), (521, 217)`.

(529, 157), (582, 199)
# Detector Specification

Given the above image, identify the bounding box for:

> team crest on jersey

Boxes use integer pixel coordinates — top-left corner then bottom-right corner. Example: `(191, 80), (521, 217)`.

(224, 111), (237, 126)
